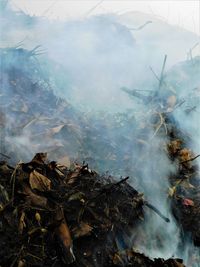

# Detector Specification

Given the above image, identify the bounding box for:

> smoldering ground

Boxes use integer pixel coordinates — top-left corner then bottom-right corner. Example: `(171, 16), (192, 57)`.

(1, 2), (200, 266)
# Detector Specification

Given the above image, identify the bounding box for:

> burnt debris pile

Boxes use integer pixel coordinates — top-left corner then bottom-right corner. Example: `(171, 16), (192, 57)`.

(0, 153), (184, 267)
(168, 128), (200, 246)
(0, 47), (85, 163)
(121, 58), (200, 257)
(1, 46), (200, 266)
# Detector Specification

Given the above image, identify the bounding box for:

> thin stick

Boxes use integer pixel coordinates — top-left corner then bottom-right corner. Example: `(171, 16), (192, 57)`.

(151, 113), (165, 139)
(0, 152), (10, 159)
(10, 245), (24, 267)
(85, 0), (104, 17)
(149, 66), (160, 82)
(10, 162), (22, 202)
(144, 202), (170, 223)
(128, 21), (152, 31)
(158, 55), (167, 90)
(88, 177), (129, 202)
(180, 154), (200, 164)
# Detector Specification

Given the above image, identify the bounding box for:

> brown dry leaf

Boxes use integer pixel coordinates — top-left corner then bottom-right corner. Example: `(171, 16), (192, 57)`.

(55, 208), (75, 264)
(29, 170), (51, 191)
(0, 184), (9, 203)
(179, 148), (192, 162)
(168, 140), (182, 155)
(68, 192), (85, 202)
(31, 153), (48, 164)
(18, 211), (26, 234)
(0, 162), (12, 173)
(127, 250), (134, 260)
(173, 260), (185, 267)
(112, 253), (123, 265)
(23, 185), (47, 207)
(73, 222), (93, 238)
(66, 169), (81, 184)
(18, 259), (26, 267)
(55, 168), (65, 178)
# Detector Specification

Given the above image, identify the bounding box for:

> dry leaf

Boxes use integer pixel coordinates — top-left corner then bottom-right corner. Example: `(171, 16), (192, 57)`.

(23, 185), (47, 207)
(113, 253), (123, 265)
(29, 170), (51, 191)
(68, 192), (85, 202)
(55, 208), (75, 264)
(35, 212), (41, 223)
(19, 211), (26, 234)
(31, 153), (48, 164)
(18, 259), (26, 267)
(179, 148), (192, 162)
(66, 169), (81, 184)
(168, 186), (176, 197)
(168, 140), (182, 155)
(73, 222), (93, 238)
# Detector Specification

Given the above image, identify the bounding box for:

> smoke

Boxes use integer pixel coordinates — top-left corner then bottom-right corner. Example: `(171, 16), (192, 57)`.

(1, 3), (200, 265)
(166, 58), (200, 159)
(2, 3), (199, 112)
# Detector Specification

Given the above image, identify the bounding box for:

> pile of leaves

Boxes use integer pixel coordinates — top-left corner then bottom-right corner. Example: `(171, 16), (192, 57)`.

(120, 65), (200, 253)
(0, 47), (85, 163)
(167, 125), (200, 246)
(1, 46), (200, 266)
(0, 153), (184, 267)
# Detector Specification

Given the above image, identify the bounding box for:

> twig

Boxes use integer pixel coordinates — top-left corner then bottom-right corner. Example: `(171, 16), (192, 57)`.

(121, 87), (151, 103)
(0, 152), (10, 159)
(10, 162), (22, 202)
(180, 154), (200, 164)
(85, 0), (104, 17)
(173, 99), (186, 111)
(128, 21), (152, 31)
(149, 66), (160, 82)
(144, 202), (170, 223)
(158, 55), (167, 90)
(88, 177), (130, 202)
(10, 245), (24, 267)
(26, 252), (43, 261)
(151, 113), (167, 139)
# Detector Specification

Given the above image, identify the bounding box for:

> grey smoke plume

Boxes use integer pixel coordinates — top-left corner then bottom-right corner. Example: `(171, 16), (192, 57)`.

(1, 3), (200, 265)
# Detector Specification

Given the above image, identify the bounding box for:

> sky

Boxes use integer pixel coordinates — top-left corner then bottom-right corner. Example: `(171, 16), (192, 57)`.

(11, 0), (200, 35)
